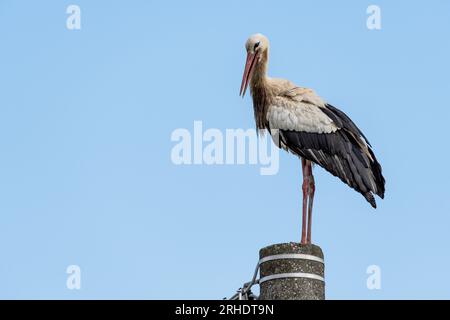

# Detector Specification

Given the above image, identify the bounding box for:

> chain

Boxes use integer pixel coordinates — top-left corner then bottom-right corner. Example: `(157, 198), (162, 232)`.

(227, 261), (260, 300)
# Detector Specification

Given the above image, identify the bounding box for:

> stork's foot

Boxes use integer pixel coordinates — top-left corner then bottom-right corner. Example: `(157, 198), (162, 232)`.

(306, 174), (315, 244)
(301, 176), (309, 245)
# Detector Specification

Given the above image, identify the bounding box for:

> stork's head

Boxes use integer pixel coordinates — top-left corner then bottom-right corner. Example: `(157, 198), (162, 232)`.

(240, 33), (269, 97)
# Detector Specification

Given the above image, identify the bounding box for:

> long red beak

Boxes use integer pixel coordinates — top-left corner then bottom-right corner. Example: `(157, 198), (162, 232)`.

(240, 52), (257, 97)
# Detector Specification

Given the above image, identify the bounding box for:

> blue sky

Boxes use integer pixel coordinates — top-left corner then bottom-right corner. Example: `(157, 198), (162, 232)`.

(0, 0), (449, 299)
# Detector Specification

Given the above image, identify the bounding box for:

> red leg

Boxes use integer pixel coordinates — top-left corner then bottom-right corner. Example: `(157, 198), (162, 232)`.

(306, 161), (315, 244)
(301, 158), (309, 245)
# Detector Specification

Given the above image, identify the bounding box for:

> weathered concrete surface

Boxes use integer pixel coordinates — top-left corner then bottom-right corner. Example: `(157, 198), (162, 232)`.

(259, 242), (325, 300)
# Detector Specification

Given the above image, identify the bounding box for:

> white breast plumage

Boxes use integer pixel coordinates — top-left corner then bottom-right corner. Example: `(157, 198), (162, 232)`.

(267, 96), (338, 134)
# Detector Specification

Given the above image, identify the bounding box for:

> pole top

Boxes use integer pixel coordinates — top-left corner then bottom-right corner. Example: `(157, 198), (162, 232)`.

(259, 242), (324, 260)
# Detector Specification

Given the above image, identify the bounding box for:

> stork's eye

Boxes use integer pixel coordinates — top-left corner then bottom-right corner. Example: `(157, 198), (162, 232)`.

(254, 42), (260, 50)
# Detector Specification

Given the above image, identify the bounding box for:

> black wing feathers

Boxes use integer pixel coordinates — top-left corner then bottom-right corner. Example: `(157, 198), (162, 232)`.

(322, 104), (372, 147)
(278, 104), (385, 208)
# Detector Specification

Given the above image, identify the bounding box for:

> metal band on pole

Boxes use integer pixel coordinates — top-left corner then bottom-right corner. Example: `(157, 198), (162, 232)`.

(259, 253), (324, 265)
(259, 272), (325, 284)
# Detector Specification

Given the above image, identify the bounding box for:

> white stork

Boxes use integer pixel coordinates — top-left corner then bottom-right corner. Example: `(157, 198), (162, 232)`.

(240, 34), (385, 245)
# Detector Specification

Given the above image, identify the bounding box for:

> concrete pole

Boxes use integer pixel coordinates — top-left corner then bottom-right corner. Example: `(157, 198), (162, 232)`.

(259, 242), (325, 300)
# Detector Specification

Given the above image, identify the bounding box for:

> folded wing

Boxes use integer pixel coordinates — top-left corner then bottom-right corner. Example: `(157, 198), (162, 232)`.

(267, 89), (385, 207)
